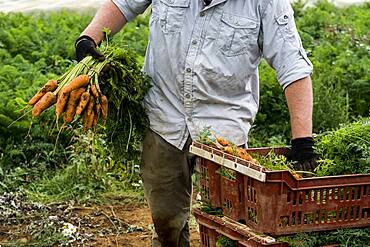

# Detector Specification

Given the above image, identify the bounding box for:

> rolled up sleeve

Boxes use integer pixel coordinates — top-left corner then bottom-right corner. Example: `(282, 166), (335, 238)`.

(261, 0), (313, 89)
(112, 0), (151, 22)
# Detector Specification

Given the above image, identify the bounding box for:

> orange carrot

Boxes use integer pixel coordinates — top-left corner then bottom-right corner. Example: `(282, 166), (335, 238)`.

(83, 110), (88, 131)
(100, 95), (108, 123)
(84, 96), (95, 131)
(28, 80), (58, 105)
(63, 75), (90, 93)
(76, 91), (90, 116)
(55, 88), (69, 120)
(217, 137), (230, 147)
(92, 113), (98, 129)
(237, 148), (256, 163)
(90, 84), (100, 99)
(32, 92), (57, 117)
(292, 172), (302, 180)
(92, 103), (101, 128)
(63, 88), (86, 124)
(224, 146), (237, 156)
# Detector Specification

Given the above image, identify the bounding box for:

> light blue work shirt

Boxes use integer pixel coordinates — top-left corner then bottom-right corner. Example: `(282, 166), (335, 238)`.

(112, 0), (313, 149)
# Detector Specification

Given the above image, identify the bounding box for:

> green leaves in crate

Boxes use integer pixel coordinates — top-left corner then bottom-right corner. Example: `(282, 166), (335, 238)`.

(216, 236), (237, 247)
(279, 227), (370, 247)
(315, 118), (370, 176)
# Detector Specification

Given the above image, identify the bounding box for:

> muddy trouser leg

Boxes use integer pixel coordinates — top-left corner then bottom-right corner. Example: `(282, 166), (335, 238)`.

(141, 130), (194, 247)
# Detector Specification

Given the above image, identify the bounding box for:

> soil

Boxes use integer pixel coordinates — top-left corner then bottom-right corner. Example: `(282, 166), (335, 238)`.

(75, 203), (201, 247)
(0, 197), (201, 247)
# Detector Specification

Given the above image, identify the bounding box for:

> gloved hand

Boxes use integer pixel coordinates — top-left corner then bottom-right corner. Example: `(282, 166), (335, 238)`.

(288, 137), (317, 171)
(75, 35), (105, 62)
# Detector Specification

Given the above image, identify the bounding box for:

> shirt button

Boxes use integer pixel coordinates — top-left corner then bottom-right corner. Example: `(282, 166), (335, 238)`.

(186, 68), (192, 73)
(200, 12), (205, 17)
(187, 117), (192, 122)
(192, 40), (198, 45)
(185, 93), (191, 99)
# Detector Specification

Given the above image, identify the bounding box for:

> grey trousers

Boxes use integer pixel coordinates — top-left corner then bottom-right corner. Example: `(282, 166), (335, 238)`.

(141, 130), (195, 247)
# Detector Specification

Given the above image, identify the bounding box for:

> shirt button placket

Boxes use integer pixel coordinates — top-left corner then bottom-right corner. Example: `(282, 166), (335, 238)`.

(183, 10), (206, 126)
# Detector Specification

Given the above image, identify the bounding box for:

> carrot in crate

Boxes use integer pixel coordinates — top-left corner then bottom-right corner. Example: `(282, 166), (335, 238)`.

(223, 145), (237, 156)
(237, 148), (257, 163)
(217, 137), (230, 146)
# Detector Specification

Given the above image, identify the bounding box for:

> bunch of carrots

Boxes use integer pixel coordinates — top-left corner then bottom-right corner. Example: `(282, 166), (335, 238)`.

(196, 127), (257, 164)
(202, 134), (302, 179)
(215, 137), (257, 164)
(28, 53), (111, 131)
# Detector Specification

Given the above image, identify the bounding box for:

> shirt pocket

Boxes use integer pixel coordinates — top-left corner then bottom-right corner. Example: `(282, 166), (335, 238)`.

(158, 0), (190, 34)
(217, 13), (259, 57)
(275, 9), (297, 43)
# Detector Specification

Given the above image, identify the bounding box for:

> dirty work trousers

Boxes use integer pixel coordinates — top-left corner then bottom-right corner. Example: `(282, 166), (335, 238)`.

(141, 130), (195, 247)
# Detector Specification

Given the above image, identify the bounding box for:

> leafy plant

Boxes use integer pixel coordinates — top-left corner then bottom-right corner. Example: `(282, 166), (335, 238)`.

(26, 131), (117, 203)
(315, 118), (370, 176)
(279, 227), (370, 247)
(252, 151), (294, 171)
(216, 235), (237, 247)
(216, 167), (236, 180)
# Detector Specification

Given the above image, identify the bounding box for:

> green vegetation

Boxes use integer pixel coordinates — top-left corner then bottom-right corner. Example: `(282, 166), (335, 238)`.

(252, 151), (294, 171)
(252, 118), (370, 176)
(279, 227), (370, 247)
(216, 235), (237, 247)
(315, 118), (370, 176)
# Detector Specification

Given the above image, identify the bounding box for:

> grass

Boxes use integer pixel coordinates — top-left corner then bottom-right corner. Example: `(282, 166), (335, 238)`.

(25, 163), (144, 205)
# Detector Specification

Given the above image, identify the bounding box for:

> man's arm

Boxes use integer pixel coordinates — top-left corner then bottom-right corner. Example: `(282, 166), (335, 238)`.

(81, 0), (127, 45)
(260, 0), (317, 170)
(284, 76), (313, 139)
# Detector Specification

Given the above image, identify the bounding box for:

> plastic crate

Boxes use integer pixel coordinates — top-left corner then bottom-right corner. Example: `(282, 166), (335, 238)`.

(191, 142), (370, 236)
(194, 208), (288, 247)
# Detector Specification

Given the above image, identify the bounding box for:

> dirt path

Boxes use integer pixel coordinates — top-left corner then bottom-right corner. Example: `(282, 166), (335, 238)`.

(72, 203), (200, 247)
(0, 197), (200, 247)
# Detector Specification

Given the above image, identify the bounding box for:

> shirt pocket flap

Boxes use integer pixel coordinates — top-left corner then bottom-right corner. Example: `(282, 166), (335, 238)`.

(221, 13), (258, 29)
(276, 10), (294, 25)
(160, 0), (190, 7)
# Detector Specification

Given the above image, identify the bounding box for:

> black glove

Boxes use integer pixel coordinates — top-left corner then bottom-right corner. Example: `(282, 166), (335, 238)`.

(288, 137), (317, 171)
(75, 35), (105, 62)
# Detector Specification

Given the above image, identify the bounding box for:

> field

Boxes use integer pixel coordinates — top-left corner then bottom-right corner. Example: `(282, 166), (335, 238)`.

(0, 1), (369, 246)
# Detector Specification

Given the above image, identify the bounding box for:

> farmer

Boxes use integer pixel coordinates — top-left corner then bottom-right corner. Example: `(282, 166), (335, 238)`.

(75, 0), (317, 246)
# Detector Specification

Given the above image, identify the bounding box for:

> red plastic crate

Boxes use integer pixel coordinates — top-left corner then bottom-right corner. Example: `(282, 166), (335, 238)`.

(191, 142), (370, 236)
(194, 208), (288, 247)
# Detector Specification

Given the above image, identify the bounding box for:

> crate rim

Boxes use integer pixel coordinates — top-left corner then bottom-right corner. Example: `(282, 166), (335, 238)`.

(191, 141), (370, 189)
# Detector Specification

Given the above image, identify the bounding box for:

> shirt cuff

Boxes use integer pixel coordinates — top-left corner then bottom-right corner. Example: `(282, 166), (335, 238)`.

(279, 48), (313, 90)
